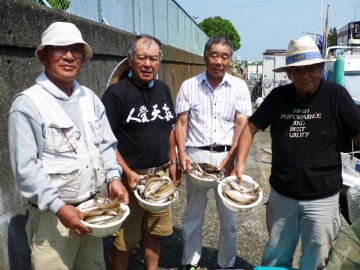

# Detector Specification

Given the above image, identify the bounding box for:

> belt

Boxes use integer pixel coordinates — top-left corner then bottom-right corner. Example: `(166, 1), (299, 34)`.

(28, 192), (97, 208)
(134, 162), (170, 176)
(29, 200), (87, 208)
(29, 201), (84, 208)
(196, 145), (231, 152)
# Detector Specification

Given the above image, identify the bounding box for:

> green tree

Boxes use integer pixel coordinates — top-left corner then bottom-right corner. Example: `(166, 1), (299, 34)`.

(199, 16), (241, 51)
(327, 27), (337, 47)
(31, 0), (70, 11)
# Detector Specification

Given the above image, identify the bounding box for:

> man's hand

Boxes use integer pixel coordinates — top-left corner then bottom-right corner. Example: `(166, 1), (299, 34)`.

(125, 170), (141, 190)
(218, 156), (235, 177)
(108, 178), (129, 204)
(169, 163), (181, 187)
(178, 153), (191, 174)
(56, 204), (91, 235)
(230, 162), (246, 180)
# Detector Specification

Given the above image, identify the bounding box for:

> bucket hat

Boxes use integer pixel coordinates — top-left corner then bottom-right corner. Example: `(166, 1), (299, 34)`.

(273, 36), (326, 72)
(35, 22), (93, 61)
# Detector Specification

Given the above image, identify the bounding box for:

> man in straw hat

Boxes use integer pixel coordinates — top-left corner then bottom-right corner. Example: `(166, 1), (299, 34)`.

(102, 34), (179, 270)
(8, 21), (128, 269)
(232, 35), (360, 269)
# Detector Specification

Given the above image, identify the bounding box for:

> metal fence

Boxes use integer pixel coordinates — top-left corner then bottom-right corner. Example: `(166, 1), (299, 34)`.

(30, 0), (208, 56)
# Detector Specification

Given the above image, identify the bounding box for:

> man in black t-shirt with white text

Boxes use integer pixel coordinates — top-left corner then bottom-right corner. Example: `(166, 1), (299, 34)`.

(102, 34), (179, 270)
(232, 36), (360, 269)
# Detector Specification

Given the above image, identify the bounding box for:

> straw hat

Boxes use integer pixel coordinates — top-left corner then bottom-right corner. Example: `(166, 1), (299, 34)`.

(273, 36), (326, 72)
(106, 57), (159, 89)
(106, 58), (131, 88)
(35, 22), (93, 61)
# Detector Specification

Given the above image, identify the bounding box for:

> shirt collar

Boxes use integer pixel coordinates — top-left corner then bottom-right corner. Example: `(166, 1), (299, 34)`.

(36, 72), (82, 100)
(199, 71), (232, 88)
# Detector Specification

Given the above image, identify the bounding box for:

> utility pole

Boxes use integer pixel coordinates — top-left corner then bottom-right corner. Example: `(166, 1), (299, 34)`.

(354, 3), (358, 21)
(320, 0), (324, 34)
(324, 5), (330, 52)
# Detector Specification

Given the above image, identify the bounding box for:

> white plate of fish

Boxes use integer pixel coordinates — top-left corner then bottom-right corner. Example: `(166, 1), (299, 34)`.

(134, 174), (178, 212)
(77, 197), (130, 237)
(188, 162), (224, 189)
(217, 175), (263, 212)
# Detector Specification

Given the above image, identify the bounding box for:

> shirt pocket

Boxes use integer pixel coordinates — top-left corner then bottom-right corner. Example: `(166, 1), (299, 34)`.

(220, 100), (237, 122)
(88, 119), (104, 144)
(45, 125), (79, 154)
(45, 160), (81, 200)
(94, 152), (105, 188)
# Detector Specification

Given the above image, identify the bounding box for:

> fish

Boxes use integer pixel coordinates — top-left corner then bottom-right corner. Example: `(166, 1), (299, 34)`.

(223, 189), (258, 205)
(146, 182), (177, 202)
(144, 179), (169, 198)
(79, 196), (126, 225)
(84, 215), (115, 224)
(188, 162), (223, 180)
(227, 178), (261, 195)
(136, 174), (178, 204)
(93, 197), (120, 209)
(219, 177), (261, 206)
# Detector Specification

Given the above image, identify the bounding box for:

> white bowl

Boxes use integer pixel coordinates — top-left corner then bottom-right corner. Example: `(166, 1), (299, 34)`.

(134, 189), (178, 212)
(217, 175), (263, 212)
(77, 200), (130, 237)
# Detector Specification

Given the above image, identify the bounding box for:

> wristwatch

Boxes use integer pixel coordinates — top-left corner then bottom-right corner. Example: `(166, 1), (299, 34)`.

(168, 160), (178, 165)
(108, 176), (121, 184)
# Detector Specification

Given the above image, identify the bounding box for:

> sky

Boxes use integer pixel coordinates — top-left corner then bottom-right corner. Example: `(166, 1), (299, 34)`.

(175, 0), (360, 61)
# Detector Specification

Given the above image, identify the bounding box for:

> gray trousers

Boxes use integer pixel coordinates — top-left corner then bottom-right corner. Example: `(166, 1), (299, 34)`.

(262, 188), (341, 269)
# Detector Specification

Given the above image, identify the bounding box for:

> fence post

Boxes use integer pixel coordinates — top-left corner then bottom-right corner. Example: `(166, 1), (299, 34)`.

(97, 0), (103, 23)
(132, 0), (136, 33)
(152, 0), (155, 37)
(166, 0), (169, 44)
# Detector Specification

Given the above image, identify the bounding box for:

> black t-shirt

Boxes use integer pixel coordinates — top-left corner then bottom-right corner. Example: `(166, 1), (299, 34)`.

(102, 76), (176, 169)
(250, 80), (360, 199)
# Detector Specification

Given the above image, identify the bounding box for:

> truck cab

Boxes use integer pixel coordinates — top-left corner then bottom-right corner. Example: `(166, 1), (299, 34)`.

(262, 49), (291, 97)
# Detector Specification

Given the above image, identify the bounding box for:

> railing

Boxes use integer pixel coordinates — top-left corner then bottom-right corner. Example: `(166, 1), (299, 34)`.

(30, 0), (208, 56)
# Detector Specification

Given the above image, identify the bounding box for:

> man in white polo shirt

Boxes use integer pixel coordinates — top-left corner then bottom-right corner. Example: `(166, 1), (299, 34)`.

(175, 36), (252, 270)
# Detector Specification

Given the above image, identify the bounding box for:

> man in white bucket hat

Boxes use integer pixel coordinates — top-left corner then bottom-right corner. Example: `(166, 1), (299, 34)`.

(232, 36), (360, 269)
(8, 21), (128, 269)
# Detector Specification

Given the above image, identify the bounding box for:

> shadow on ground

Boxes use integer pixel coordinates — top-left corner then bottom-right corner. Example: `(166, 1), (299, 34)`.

(104, 227), (254, 270)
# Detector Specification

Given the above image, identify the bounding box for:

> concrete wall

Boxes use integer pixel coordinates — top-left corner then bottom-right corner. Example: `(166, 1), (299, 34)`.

(0, 0), (205, 269)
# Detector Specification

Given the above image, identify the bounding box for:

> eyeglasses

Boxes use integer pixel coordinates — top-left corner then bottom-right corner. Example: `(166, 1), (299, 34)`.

(49, 46), (85, 59)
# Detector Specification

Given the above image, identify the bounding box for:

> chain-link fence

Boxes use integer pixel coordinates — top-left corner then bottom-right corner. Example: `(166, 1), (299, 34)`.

(30, 0), (208, 56)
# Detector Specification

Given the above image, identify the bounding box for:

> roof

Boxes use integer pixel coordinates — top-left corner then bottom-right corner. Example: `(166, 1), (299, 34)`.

(263, 49), (287, 56)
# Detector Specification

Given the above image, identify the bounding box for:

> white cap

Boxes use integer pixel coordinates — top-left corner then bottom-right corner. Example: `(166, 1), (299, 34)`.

(35, 22), (93, 61)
